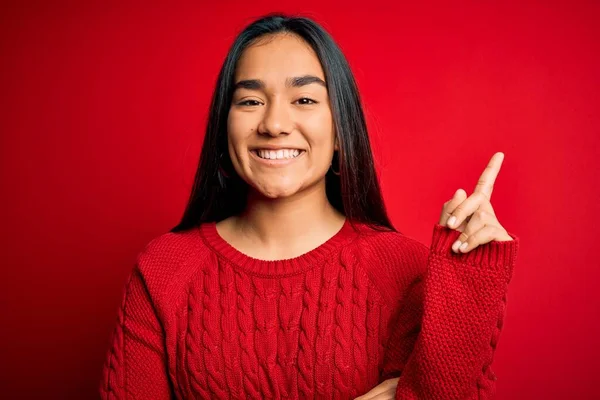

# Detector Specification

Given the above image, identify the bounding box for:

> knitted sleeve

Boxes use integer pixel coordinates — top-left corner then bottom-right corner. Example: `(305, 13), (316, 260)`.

(384, 224), (519, 399)
(99, 265), (173, 399)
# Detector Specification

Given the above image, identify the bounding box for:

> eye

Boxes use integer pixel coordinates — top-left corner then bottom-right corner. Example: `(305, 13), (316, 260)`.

(295, 97), (318, 105)
(237, 99), (262, 106)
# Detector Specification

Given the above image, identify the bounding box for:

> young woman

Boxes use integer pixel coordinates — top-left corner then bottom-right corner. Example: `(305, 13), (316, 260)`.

(100, 14), (519, 400)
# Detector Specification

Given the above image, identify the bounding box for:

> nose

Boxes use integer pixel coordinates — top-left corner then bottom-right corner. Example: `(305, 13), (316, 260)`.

(257, 99), (292, 137)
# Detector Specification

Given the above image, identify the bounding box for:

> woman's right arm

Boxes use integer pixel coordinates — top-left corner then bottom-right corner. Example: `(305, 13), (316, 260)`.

(100, 265), (172, 399)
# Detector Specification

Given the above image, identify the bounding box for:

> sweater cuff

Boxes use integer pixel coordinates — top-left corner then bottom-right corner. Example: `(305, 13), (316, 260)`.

(430, 223), (520, 271)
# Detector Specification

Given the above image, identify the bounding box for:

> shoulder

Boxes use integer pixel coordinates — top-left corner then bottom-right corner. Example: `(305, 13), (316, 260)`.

(137, 227), (207, 267)
(353, 225), (429, 265)
(133, 226), (215, 305)
(349, 223), (430, 275)
(345, 223), (431, 306)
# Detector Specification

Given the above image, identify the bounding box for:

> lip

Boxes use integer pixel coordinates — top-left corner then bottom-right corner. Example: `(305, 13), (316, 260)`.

(249, 149), (306, 166)
(249, 145), (305, 151)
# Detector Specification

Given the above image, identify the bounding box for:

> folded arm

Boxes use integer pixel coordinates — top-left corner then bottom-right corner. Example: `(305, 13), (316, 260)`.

(100, 266), (172, 399)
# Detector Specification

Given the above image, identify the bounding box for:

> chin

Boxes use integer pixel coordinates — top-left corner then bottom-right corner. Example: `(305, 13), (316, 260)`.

(253, 181), (303, 199)
(259, 187), (299, 199)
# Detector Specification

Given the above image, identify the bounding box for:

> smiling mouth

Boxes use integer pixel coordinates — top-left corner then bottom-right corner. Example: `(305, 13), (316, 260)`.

(252, 149), (305, 160)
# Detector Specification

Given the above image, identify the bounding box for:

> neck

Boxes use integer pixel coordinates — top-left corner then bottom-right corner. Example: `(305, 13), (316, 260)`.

(232, 181), (345, 255)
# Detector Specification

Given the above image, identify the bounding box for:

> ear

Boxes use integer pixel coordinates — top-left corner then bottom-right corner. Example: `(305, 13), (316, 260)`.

(334, 136), (340, 151)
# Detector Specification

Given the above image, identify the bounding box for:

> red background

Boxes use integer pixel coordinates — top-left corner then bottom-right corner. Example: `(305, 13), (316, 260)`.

(1, 1), (599, 398)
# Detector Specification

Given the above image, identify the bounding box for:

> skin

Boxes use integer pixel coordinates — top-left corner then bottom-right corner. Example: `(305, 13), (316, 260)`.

(216, 32), (344, 260)
(215, 32), (513, 399)
(441, 152), (513, 254)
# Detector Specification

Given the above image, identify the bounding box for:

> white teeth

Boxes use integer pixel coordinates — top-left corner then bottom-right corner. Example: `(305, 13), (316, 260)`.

(256, 149), (302, 160)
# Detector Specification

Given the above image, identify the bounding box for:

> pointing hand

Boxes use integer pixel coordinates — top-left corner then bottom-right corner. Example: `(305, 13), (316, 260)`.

(439, 152), (513, 253)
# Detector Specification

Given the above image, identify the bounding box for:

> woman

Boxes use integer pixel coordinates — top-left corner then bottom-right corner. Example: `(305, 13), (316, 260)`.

(100, 13), (519, 400)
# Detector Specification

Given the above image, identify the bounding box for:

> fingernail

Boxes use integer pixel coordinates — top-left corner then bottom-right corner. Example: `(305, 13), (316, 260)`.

(452, 240), (461, 252)
(460, 242), (468, 252)
(447, 216), (456, 227)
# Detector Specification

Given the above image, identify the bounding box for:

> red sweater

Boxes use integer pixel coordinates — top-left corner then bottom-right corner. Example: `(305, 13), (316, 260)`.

(100, 219), (519, 399)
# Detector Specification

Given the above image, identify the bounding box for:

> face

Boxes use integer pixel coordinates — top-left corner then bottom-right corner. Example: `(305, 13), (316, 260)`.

(227, 33), (337, 199)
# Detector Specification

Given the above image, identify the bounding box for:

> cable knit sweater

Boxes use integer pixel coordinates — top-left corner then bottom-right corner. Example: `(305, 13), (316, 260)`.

(100, 219), (519, 399)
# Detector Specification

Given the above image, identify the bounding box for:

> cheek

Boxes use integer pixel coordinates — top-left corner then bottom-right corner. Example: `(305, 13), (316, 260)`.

(226, 111), (244, 141)
(302, 109), (336, 151)
(227, 112), (254, 151)
(305, 106), (333, 127)
(226, 112), (259, 177)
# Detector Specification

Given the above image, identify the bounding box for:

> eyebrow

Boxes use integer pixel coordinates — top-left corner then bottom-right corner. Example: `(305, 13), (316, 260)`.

(233, 75), (327, 91)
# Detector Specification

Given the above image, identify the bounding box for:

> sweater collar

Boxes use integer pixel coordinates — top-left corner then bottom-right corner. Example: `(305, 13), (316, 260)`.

(199, 218), (359, 277)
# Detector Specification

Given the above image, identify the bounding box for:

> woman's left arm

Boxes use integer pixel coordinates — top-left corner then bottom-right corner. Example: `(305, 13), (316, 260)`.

(356, 152), (520, 400)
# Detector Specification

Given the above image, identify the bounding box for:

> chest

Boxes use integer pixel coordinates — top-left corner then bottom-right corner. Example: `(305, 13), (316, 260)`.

(164, 263), (389, 399)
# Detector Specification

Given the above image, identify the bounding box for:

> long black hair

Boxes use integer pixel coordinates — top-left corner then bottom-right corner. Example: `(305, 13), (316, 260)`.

(171, 13), (395, 233)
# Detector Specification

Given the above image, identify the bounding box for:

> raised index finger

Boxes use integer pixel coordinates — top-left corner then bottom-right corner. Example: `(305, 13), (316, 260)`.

(473, 152), (504, 198)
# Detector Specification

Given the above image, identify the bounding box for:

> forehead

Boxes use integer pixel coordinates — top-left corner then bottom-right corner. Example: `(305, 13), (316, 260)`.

(235, 33), (325, 82)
